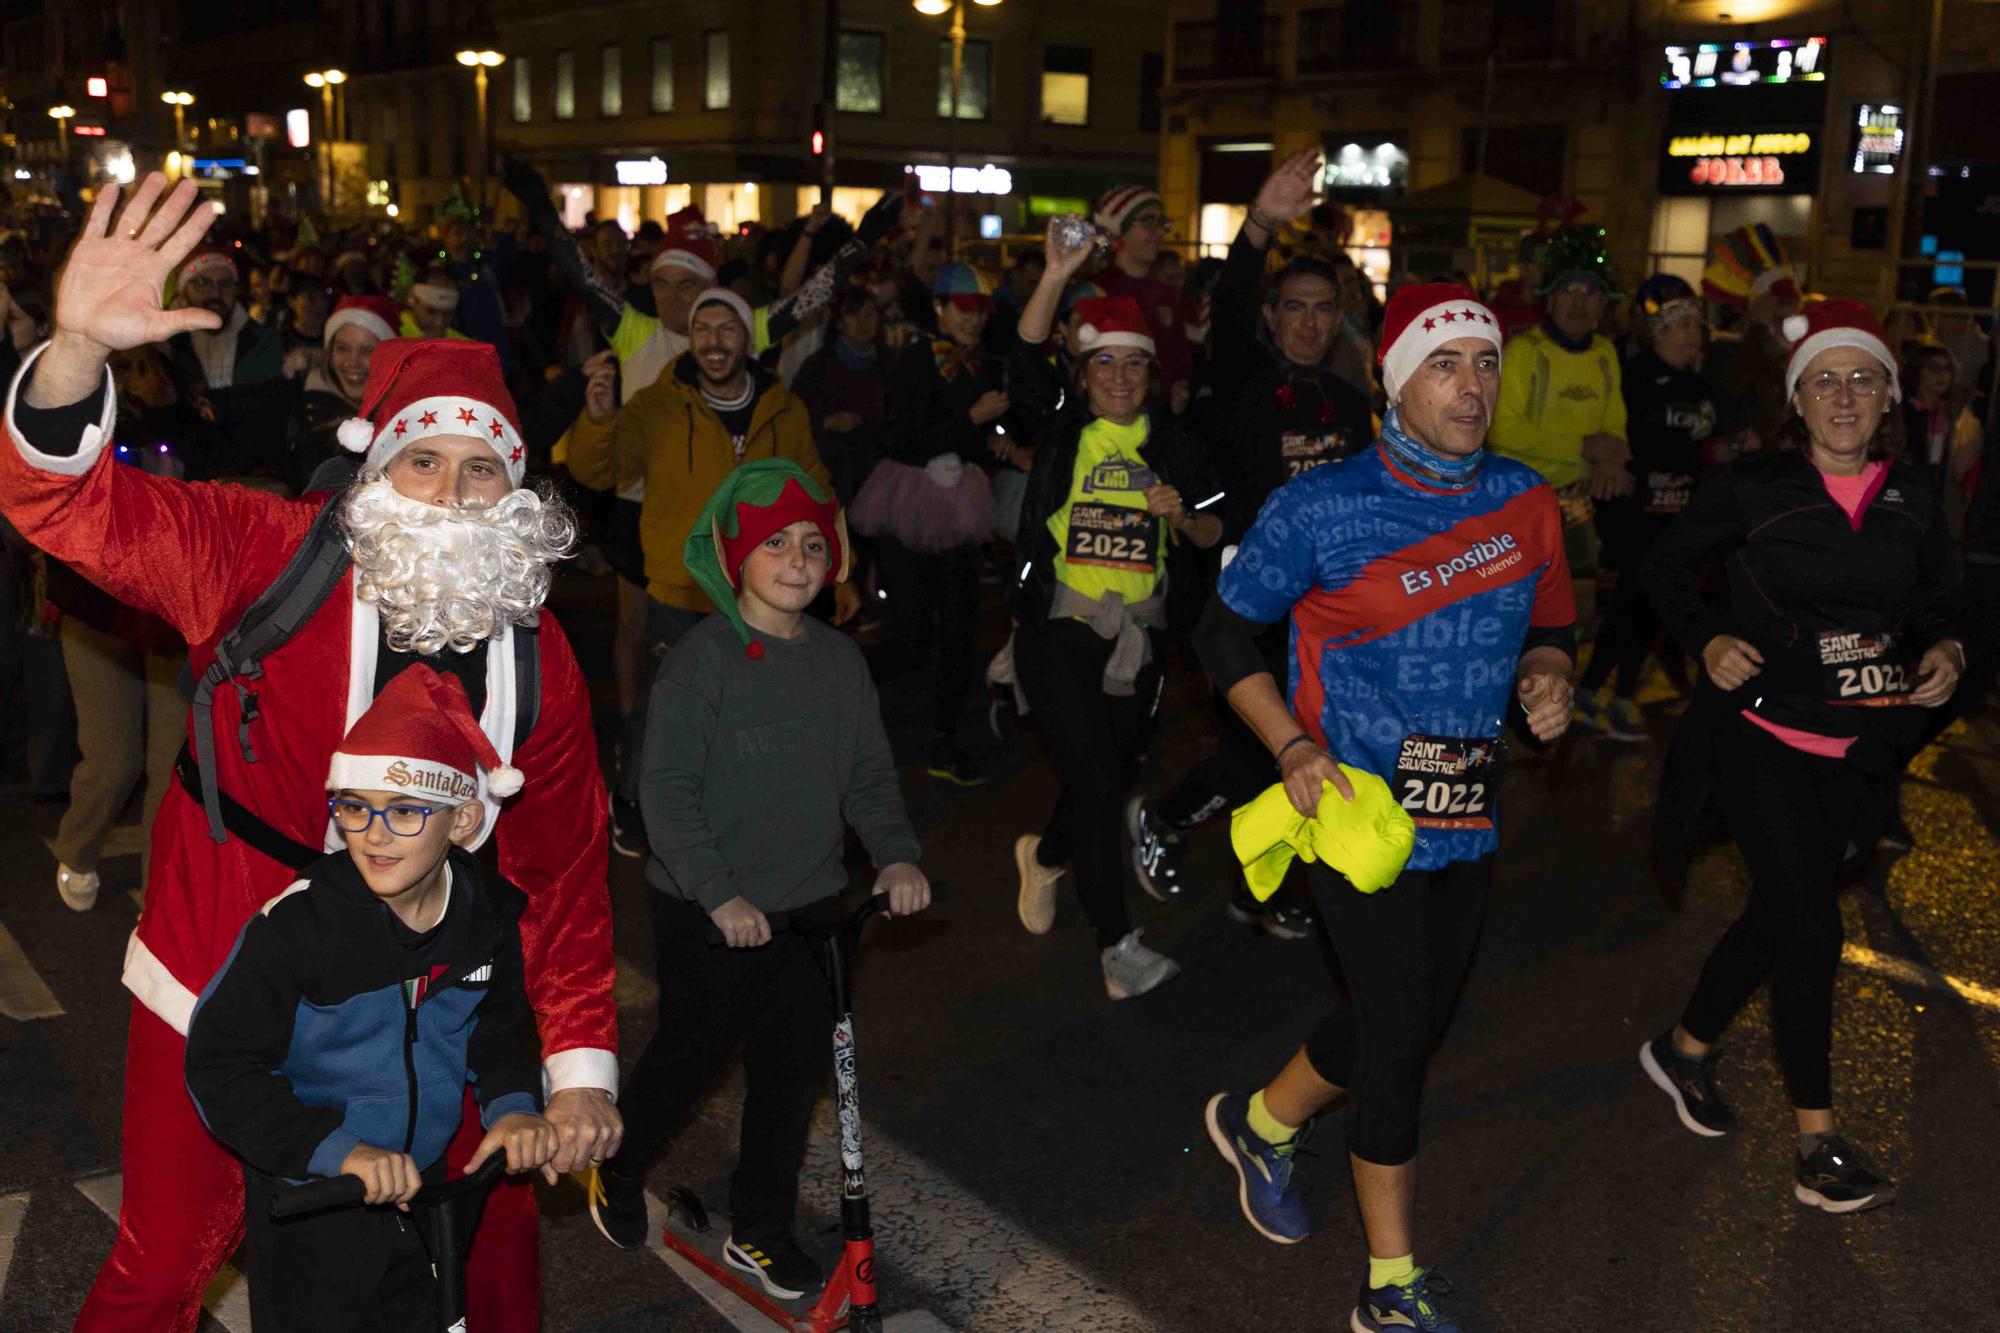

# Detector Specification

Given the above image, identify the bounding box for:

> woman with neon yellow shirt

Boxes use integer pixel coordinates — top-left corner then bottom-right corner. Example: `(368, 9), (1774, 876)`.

(1005, 219), (1225, 1001)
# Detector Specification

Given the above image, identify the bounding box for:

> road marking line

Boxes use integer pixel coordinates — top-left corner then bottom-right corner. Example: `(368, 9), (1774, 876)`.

(0, 1192), (28, 1302)
(1844, 943), (2000, 1011)
(0, 921), (63, 1020)
(73, 1173), (251, 1332)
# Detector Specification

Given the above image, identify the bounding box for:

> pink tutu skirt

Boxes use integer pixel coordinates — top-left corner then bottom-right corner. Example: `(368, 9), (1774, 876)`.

(849, 458), (994, 553)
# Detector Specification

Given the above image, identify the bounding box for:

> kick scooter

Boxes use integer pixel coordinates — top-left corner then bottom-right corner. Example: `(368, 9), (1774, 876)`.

(661, 891), (908, 1333)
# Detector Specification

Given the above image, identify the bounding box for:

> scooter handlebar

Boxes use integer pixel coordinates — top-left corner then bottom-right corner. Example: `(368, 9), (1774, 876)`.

(268, 1147), (509, 1220)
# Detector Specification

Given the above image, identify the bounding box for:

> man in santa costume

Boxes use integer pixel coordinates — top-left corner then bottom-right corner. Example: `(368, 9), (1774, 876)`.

(0, 174), (619, 1333)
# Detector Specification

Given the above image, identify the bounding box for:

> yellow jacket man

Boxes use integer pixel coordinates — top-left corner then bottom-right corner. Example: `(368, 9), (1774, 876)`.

(567, 288), (834, 615)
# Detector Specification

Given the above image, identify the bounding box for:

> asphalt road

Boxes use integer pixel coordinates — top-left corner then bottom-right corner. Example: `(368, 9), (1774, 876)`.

(3, 569), (1997, 1331)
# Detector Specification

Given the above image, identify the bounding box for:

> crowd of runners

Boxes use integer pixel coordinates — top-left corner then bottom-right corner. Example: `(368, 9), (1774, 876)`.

(1, 145), (1995, 1332)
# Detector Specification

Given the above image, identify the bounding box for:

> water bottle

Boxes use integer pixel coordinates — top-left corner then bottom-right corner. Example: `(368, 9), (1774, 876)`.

(1051, 213), (1109, 257)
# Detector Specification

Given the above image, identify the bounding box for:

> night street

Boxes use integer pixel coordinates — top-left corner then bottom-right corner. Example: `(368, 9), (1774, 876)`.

(3, 573), (1996, 1331)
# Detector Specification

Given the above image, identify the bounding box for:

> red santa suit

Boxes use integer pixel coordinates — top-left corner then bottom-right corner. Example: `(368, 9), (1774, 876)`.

(0, 339), (615, 1333)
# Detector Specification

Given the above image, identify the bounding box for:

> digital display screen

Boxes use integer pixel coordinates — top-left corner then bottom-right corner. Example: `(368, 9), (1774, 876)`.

(1661, 37), (1827, 90)
(1852, 104), (1904, 175)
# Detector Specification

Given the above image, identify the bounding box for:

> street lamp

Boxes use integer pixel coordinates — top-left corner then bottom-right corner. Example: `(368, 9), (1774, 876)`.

(49, 103), (75, 157)
(911, 0), (1002, 257)
(304, 69), (346, 210)
(161, 91), (194, 159)
(455, 49), (506, 217)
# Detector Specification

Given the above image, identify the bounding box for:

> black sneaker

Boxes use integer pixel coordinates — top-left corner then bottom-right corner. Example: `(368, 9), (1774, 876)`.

(1877, 812), (1916, 852)
(927, 740), (988, 787)
(1224, 878), (1314, 939)
(1795, 1135), (1898, 1214)
(586, 1165), (649, 1250)
(1126, 796), (1188, 901)
(610, 795), (648, 859)
(1638, 1031), (1736, 1137)
(723, 1232), (824, 1301)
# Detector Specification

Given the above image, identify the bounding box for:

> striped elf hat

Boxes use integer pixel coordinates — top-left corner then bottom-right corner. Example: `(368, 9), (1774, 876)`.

(1702, 223), (1798, 309)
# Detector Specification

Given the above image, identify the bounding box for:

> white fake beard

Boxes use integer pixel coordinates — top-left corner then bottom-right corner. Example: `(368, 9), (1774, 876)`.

(343, 473), (578, 655)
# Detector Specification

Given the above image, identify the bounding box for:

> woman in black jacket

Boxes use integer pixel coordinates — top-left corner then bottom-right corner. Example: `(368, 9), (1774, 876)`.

(1637, 300), (1964, 1214)
(1006, 221), (1225, 1001)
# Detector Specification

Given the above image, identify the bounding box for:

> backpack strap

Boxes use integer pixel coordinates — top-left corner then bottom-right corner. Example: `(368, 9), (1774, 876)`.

(189, 496), (354, 843)
(511, 619), (541, 755)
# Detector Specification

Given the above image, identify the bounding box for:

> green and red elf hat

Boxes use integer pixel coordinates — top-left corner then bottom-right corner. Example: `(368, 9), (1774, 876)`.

(684, 460), (851, 660)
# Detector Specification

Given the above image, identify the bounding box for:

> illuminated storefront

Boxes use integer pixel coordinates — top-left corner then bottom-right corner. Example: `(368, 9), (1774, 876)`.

(1647, 35), (1830, 292)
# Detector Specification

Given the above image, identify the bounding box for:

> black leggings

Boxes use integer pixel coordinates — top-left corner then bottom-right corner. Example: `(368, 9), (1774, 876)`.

(876, 538), (981, 743)
(1678, 716), (1891, 1110)
(1014, 617), (1162, 949)
(1579, 567), (1661, 698)
(1301, 857), (1492, 1166)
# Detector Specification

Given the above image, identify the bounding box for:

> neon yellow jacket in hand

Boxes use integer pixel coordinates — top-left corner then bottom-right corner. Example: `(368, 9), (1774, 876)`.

(1230, 768), (1417, 900)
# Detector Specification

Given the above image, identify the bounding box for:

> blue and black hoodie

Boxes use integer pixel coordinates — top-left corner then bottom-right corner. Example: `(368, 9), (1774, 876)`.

(185, 846), (541, 1182)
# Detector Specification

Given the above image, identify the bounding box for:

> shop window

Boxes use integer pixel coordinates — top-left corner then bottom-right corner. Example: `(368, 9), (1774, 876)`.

(937, 38), (991, 120)
(600, 44), (622, 117)
(511, 56), (532, 124)
(837, 30), (885, 114)
(1042, 45), (1090, 126)
(651, 39), (674, 113)
(553, 49), (575, 121)
(705, 30), (731, 110)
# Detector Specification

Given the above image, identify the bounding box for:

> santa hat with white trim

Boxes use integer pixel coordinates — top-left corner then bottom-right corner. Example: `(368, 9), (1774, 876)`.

(1071, 295), (1155, 356)
(177, 244), (238, 287)
(1377, 282), (1503, 401)
(323, 294), (399, 348)
(335, 338), (528, 485)
(326, 665), (522, 803)
(1781, 298), (1901, 404)
(651, 206), (721, 282)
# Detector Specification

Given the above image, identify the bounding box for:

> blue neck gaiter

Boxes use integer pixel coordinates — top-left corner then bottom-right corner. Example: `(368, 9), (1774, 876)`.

(1380, 406), (1484, 486)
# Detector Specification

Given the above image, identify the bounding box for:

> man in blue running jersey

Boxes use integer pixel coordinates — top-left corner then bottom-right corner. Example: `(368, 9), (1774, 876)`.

(1194, 283), (1576, 1333)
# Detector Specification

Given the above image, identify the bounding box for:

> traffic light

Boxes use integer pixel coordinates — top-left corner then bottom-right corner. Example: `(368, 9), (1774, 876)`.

(810, 103), (826, 157)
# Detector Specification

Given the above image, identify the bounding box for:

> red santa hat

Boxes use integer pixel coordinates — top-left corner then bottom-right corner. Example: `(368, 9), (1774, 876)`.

(326, 665), (522, 803)
(652, 206), (721, 282)
(1377, 282), (1503, 401)
(1781, 299), (1900, 403)
(1071, 295), (1155, 356)
(323, 294), (399, 348)
(336, 339), (527, 485)
(178, 245), (237, 286)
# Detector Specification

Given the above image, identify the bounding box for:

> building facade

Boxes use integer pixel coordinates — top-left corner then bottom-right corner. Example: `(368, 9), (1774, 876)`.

(1158, 0), (2000, 305)
(344, 0), (1165, 235)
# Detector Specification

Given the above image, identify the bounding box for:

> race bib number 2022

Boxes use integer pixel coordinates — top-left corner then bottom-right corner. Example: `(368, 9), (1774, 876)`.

(1392, 734), (1500, 831)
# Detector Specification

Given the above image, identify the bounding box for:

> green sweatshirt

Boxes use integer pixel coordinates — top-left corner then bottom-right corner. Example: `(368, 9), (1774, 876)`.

(641, 613), (922, 915)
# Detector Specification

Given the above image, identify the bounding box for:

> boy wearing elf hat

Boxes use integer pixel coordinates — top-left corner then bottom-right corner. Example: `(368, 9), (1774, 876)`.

(186, 666), (557, 1332)
(1092, 183), (1197, 401)
(587, 459), (930, 1301)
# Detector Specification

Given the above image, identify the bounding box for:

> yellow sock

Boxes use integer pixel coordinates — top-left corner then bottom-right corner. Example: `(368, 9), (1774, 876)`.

(1245, 1090), (1296, 1145)
(1369, 1253), (1418, 1290)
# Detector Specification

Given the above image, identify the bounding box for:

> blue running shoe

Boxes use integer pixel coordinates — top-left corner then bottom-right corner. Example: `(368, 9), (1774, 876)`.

(1352, 1268), (1461, 1333)
(1203, 1091), (1308, 1244)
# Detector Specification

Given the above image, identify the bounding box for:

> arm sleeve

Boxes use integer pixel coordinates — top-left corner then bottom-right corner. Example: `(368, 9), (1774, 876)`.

(1006, 337), (1065, 429)
(465, 919), (545, 1127)
(495, 623), (618, 1098)
(184, 915), (349, 1179)
(1486, 344), (1538, 459)
(1602, 347), (1629, 440)
(842, 664), (923, 868)
(1908, 488), (1963, 655)
(2, 346), (311, 645)
(763, 240), (864, 346)
(1207, 229), (1267, 399)
(640, 658), (740, 914)
(518, 366), (589, 461)
(1527, 485), (1578, 633)
(1194, 593), (1279, 695)
(503, 158), (625, 340)
(1639, 466), (1745, 658)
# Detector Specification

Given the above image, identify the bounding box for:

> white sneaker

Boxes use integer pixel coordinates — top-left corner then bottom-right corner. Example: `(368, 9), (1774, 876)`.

(1101, 929), (1180, 1000)
(57, 864), (100, 912)
(1014, 834), (1064, 935)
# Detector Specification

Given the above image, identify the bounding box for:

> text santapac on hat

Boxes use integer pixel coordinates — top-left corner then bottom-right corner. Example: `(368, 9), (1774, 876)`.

(326, 665), (523, 804)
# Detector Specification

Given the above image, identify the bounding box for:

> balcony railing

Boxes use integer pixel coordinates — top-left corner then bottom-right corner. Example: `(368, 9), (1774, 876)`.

(1296, 5), (1414, 75)
(1171, 17), (1280, 81)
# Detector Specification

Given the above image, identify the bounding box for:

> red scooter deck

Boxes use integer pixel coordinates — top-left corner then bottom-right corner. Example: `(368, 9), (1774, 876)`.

(658, 1189), (862, 1333)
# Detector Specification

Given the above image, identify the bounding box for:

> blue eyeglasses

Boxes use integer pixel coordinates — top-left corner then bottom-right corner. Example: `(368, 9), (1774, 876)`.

(328, 797), (442, 837)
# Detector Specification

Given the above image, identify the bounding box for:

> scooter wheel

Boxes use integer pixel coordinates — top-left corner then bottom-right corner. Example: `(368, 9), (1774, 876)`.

(663, 1185), (710, 1234)
(847, 1313), (883, 1333)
